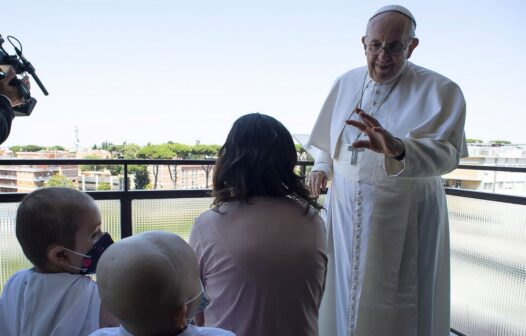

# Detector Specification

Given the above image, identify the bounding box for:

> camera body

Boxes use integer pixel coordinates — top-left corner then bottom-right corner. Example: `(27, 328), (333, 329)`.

(0, 34), (47, 116)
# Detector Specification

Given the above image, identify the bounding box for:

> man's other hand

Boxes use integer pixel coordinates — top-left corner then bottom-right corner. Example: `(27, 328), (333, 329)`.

(307, 171), (327, 198)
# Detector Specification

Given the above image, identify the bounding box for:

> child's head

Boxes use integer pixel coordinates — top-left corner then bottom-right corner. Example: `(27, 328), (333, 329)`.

(96, 231), (202, 335)
(16, 187), (104, 273)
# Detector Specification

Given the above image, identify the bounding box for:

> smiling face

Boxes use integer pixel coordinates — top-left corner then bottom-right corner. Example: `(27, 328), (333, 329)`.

(362, 12), (418, 83)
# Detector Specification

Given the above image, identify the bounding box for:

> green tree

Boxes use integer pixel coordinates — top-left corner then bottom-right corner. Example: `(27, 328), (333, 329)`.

(466, 139), (483, 144)
(120, 143), (141, 159)
(9, 145), (45, 152)
(100, 141), (114, 151)
(80, 154), (104, 172)
(490, 140), (511, 145)
(103, 143), (141, 176)
(190, 144), (220, 159)
(137, 144), (175, 189)
(44, 175), (76, 188)
(24, 145), (45, 152)
(137, 144), (174, 160)
(97, 141), (142, 159)
(190, 144), (219, 189)
(97, 182), (112, 191)
(9, 145), (22, 152)
(295, 143), (313, 161)
(166, 143), (193, 188)
(81, 153), (124, 175)
(129, 165), (150, 190)
(48, 145), (65, 151)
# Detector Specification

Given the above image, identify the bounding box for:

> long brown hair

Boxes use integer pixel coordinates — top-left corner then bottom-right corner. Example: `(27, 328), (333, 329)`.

(212, 113), (321, 212)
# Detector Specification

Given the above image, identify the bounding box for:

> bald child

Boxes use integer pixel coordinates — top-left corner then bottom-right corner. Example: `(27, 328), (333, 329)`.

(89, 231), (235, 336)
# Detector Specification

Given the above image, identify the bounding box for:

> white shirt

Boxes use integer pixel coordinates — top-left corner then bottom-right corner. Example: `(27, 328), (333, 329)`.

(0, 269), (101, 336)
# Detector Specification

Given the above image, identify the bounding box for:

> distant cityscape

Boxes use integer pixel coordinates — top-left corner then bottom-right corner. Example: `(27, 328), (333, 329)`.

(443, 142), (526, 196)
(0, 141), (525, 196)
(0, 142), (221, 192)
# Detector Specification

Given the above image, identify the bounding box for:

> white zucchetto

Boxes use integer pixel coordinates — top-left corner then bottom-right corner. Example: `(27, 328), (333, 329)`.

(369, 5), (416, 26)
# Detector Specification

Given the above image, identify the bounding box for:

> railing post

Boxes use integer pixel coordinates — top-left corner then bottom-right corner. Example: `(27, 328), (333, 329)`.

(124, 162), (129, 192)
(120, 163), (132, 238)
(120, 196), (133, 238)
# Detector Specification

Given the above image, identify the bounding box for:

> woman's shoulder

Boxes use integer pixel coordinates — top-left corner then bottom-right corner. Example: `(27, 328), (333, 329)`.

(194, 204), (233, 224)
(272, 197), (323, 217)
(194, 198), (323, 228)
(192, 203), (238, 235)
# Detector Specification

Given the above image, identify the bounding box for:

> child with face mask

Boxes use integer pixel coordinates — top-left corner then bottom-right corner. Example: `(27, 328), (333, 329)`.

(0, 187), (117, 336)
(89, 231), (235, 336)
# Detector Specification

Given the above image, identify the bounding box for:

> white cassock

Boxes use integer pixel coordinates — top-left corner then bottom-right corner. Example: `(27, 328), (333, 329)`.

(309, 61), (467, 336)
(0, 269), (101, 336)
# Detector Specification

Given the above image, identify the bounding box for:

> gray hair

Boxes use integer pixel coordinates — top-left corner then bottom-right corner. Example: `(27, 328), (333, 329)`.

(407, 20), (416, 38)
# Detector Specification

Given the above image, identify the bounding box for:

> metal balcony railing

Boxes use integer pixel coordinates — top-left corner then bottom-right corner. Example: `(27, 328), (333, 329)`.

(0, 159), (524, 336)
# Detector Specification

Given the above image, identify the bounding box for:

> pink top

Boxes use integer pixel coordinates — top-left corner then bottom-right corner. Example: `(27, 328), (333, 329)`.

(189, 197), (327, 336)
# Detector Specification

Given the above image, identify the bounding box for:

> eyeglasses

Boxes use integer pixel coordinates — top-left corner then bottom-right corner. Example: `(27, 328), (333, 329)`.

(364, 40), (411, 55)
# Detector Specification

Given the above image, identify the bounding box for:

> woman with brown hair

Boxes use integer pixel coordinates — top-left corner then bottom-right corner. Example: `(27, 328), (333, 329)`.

(189, 113), (327, 336)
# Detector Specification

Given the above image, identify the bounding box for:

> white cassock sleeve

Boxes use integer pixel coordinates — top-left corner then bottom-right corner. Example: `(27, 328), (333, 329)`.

(308, 79), (342, 178)
(385, 80), (468, 178)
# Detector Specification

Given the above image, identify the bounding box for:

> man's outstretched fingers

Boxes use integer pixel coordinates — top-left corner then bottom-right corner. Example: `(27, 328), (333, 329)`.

(346, 119), (367, 131)
(358, 110), (381, 127)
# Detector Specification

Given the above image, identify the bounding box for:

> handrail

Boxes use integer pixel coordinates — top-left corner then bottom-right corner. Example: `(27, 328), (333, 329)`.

(0, 159), (219, 165)
(457, 164), (526, 173)
(0, 159), (523, 170)
(445, 187), (526, 205)
(451, 328), (468, 336)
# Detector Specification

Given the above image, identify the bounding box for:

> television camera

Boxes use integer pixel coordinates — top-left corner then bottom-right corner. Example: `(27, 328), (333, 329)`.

(0, 34), (48, 116)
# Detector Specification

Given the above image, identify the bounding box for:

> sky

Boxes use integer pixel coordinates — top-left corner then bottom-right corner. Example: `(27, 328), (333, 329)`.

(1, 0), (525, 149)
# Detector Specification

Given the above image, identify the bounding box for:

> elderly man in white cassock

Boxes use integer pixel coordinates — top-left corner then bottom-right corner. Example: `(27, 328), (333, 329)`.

(307, 5), (467, 336)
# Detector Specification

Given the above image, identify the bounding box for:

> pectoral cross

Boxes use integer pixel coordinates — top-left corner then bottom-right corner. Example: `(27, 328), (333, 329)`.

(349, 145), (364, 165)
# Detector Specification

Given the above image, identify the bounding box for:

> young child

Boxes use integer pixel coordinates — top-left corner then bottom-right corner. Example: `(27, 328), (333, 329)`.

(89, 231), (235, 336)
(0, 187), (116, 336)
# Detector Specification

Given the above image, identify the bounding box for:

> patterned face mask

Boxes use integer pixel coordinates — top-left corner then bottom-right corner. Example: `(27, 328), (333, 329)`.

(63, 233), (114, 275)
